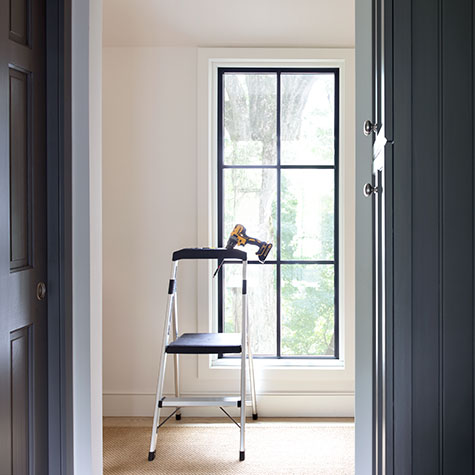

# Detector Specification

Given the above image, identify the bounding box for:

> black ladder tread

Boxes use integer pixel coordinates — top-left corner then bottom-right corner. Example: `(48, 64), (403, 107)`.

(166, 333), (242, 354)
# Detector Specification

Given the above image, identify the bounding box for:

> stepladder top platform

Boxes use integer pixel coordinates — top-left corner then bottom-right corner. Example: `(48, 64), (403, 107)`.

(172, 247), (247, 261)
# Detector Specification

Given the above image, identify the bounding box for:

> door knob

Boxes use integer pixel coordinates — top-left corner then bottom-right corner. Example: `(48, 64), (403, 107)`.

(363, 183), (379, 197)
(36, 282), (47, 301)
(363, 119), (378, 136)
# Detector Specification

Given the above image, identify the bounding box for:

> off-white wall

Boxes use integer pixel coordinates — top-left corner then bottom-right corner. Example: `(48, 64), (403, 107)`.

(102, 0), (354, 48)
(102, 47), (199, 413)
(102, 46), (355, 417)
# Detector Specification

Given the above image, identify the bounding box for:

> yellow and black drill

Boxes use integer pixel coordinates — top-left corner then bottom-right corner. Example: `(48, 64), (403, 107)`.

(225, 224), (273, 262)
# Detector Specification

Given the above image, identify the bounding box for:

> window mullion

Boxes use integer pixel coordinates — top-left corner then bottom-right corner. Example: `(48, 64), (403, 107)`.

(217, 69), (224, 341)
(276, 72), (281, 358)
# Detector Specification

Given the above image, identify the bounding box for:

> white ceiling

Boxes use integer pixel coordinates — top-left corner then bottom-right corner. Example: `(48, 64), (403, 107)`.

(103, 0), (355, 48)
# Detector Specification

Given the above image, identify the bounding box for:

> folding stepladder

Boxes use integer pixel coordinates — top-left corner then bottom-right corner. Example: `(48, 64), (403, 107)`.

(148, 248), (258, 462)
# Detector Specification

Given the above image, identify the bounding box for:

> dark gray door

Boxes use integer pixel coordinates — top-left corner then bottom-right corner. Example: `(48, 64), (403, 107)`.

(370, 0), (475, 473)
(0, 0), (48, 473)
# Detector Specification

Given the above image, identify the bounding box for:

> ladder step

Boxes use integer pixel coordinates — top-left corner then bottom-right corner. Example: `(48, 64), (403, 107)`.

(159, 396), (242, 408)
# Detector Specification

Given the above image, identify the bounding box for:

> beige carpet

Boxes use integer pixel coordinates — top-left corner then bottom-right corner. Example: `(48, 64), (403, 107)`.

(103, 418), (354, 475)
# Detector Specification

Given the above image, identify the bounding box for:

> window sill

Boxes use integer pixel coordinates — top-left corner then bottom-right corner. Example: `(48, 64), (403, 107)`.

(210, 357), (346, 370)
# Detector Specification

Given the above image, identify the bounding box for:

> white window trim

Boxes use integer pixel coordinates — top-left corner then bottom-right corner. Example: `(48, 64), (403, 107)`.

(196, 48), (355, 397)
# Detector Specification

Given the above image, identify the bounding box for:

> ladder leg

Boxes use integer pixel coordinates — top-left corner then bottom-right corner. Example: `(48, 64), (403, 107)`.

(148, 350), (167, 461)
(239, 261), (247, 461)
(149, 263), (177, 461)
(246, 282), (257, 420)
(173, 295), (181, 420)
(240, 337), (246, 461)
(247, 335), (258, 420)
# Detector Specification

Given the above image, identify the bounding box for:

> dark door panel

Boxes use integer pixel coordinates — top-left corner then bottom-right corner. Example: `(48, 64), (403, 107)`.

(0, 0), (47, 472)
(378, 0), (475, 473)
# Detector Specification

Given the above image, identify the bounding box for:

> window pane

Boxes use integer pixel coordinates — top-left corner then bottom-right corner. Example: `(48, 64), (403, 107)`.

(281, 264), (335, 356)
(223, 263), (277, 356)
(281, 73), (335, 165)
(223, 73), (277, 165)
(223, 168), (277, 261)
(281, 169), (334, 261)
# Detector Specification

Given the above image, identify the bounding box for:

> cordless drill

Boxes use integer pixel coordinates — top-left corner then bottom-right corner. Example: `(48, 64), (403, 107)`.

(225, 224), (273, 262)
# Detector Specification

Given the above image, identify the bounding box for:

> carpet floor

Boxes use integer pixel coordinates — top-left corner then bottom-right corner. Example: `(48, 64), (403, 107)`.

(103, 419), (354, 475)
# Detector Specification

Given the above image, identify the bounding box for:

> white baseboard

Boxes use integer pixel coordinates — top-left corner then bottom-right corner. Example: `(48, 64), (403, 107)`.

(103, 392), (355, 418)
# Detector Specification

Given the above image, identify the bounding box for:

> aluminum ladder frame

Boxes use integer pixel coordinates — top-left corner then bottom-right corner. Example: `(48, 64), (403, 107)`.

(148, 248), (258, 462)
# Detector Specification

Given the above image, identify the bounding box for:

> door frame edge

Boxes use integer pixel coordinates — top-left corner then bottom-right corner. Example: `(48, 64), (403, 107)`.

(46, 0), (73, 473)
(355, 0), (375, 472)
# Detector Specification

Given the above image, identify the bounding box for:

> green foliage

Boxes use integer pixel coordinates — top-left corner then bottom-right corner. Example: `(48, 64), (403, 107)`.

(280, 224), (335, 356)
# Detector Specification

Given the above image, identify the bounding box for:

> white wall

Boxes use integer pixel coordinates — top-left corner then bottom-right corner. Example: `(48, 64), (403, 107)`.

(102, 46), (355, 417)
(102, 47), (199, 412)
(102, 0), (354, 48)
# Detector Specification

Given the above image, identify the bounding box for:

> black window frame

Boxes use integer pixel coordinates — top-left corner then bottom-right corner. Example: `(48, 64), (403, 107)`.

(217, 67), (340, 360)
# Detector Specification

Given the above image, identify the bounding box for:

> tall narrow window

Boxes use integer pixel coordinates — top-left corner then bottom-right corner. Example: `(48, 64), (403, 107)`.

(217, 68), (339, 359)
